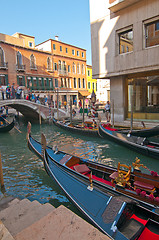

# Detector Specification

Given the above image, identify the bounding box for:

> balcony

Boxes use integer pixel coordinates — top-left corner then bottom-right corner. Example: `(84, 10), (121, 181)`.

(0, 62), (8, 70)
(109, 0), (142, 13)
(58, 70), (68, 76)
(30, 65), (37, 71)
(16, 64), (25, 72)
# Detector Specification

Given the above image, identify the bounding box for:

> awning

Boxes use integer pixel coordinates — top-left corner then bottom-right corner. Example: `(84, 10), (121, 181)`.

(78, 90), (90, 97)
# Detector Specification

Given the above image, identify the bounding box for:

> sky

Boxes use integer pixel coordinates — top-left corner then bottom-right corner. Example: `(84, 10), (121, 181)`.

(1, 0), (92, 65)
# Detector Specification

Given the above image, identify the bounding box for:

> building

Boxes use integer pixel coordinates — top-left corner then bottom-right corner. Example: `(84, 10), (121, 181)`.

(86, 65), (97, 94)
(89, 0), (159, 122)
(0, 32), (89, 106)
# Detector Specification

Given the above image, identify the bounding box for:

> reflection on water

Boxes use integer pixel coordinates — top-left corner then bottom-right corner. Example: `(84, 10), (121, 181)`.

(0, 120), (159, 211)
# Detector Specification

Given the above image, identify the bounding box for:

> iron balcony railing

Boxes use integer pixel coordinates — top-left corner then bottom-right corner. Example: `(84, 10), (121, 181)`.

(0, 62), (8, 70)
(16, 64), (26, 71)
(58, 69), (68, 76)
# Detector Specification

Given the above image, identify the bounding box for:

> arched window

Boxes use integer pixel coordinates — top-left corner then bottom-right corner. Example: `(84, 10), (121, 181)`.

(82, 64), (85, 74)
(17, 51), (23, 68)
(30, 54), (36, 69)
(82, 78), (85, 88)
(74, 78), (76, 88)
(0, 47), (5, 66)
(47, 57), (51, 70)
(59, 60), (61, 71)
(77, 63), (80, 74)
(78, 78), (81, 88)
(61, 78), (63, 87)
(73, 62), (76, 73)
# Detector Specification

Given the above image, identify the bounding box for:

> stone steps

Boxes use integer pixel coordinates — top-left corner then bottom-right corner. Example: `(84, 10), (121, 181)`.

(0, 196), (110, 240)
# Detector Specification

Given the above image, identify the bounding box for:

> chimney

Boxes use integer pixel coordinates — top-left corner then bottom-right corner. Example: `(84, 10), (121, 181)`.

(55, 35), (59, 41)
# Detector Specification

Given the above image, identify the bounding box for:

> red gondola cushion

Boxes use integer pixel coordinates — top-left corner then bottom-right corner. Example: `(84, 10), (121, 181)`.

(109, 171), (118, 180)
(73, 164), (90, 174)
(134, 181), (155, 190)
(130, 214), (148, 225)
(138, 227), (159, 240)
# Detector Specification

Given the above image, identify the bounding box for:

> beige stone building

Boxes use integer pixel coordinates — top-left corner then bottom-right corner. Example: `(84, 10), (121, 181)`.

(89, 0), (159, 122)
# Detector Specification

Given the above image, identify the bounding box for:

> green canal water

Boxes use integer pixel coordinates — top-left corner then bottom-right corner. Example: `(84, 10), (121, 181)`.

(0, 118), (159, 212)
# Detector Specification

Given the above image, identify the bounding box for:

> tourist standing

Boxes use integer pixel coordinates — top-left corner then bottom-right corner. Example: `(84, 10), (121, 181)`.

(11, 83), (16, 99)
(0, 85), (4, 100)
(105, 101), (111, 122)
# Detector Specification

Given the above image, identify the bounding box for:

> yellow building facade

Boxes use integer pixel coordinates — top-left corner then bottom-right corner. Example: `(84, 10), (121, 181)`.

(86, 65), (97, 94)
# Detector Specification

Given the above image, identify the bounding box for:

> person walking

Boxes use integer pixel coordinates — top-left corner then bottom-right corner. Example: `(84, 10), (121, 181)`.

(11, 83), (16, 99)
(105, 101), (111, 122)
(0, 85), (4, 100)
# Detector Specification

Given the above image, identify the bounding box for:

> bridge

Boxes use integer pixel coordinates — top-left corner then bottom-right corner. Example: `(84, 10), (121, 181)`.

(0, 100), (66, 121)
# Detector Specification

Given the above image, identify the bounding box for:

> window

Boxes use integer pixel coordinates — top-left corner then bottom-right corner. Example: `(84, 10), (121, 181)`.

(47, 57), (51, 70)
(54, 62), (57, 71)
(72, 49), (75, 55)
(77, 50), (79, 56)
(64, 78), (67, 87)
(68, 78), (71, 88)
(30, 54), (36, 69)
(155, 21), (159, 31)
(0, 47), (5, 67)
(39, 78), (42, 87)
(29, 42), (33, 48)
(61, 78), (63, 87)
(55, 78), (58, 88)
(66, 48), (68, 53)
(77, 63), (80, 74)
(53, 44), (56, 50)
(145, 20), (159, 48)
(92, 82), (95, 90)
(82, 64), (85, 74)
(88, 82), (90, 89)
(119, 29), (133, 54)
(60, 46), (62, 52)
(17, 51), (23, 68)
(59, 60), (61, 70)
(88, 70), (90, 76)
(72, 62), (76, 73)
(68, 65), (70, 72)
(82, 52), (84, 58)
(62, 61), (66, 71)
(74, 78), (76, 88)
(78, 78), (81, 88)
(82, 78), (85, 88)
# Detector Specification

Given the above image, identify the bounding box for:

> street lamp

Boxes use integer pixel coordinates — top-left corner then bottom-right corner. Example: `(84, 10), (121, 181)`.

(91, 90), (96, 128)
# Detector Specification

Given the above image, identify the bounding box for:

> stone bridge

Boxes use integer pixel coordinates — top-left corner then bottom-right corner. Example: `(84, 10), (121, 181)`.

(0, 100), (66, 121)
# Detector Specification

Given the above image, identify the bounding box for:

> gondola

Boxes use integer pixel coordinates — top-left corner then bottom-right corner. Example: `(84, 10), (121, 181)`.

(27, 129), (159, 239)
(99, 123), (159, 159)
(53, 118), (99, 136)
(105, 123), (159, 138)
(0, 119), (14, 133)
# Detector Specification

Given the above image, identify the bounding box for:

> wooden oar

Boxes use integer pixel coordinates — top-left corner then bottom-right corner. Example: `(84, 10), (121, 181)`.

(1, 116), (22, 133)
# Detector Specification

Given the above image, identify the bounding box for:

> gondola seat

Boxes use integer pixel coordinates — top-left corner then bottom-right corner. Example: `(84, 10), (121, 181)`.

(134, 180), (155, 195)
(109, 162), (131, 186)
(73, 164), (91, 175)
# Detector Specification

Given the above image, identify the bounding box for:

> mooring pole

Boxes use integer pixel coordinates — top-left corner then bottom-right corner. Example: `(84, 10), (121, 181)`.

(39, 105), (41, 125)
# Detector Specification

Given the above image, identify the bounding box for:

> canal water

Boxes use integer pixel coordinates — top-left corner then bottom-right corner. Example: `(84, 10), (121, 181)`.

(0, 118), (159, 213)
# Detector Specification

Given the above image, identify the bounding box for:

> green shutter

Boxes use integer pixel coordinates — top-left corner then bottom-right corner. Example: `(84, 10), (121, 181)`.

(17, 75), (19, 85)
(41, 77), (44, 90)
(46, 78), (49, 90)
(27, 77), (29, 88)
(5, 75), (8, 85)
(36, 77), (39, 90)
(23, 76), (25, 86)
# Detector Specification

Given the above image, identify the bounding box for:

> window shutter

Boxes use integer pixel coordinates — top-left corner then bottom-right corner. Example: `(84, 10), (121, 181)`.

(41, 77), (44, 90)
(23, 76), (25, 86)
(36, 77), (39, 90)
(46, 78), (49, 90)
(17, 75), (19, 85)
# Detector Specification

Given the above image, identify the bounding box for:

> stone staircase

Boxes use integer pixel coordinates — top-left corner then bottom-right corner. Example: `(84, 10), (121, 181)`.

(0, 196), (110, 240)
